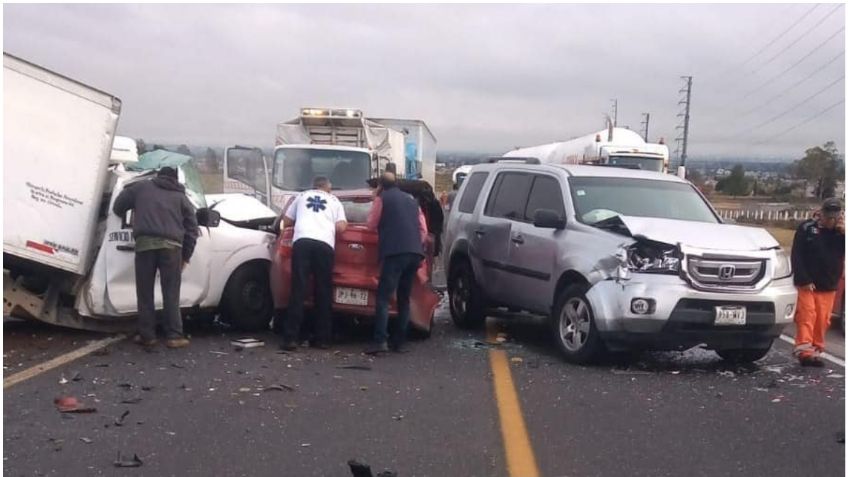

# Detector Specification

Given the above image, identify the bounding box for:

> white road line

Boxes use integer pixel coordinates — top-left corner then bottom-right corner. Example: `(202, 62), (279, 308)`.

(4, 335), (126, 389)
(779, 334), (845, 367)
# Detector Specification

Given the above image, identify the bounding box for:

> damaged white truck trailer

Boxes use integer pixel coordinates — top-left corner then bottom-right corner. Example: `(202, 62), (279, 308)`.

(3, 53), (277, 332)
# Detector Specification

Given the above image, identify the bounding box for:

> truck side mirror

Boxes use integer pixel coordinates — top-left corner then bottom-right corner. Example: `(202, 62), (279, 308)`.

(533, 209), (566, 230)
(197, 208), (221, 227)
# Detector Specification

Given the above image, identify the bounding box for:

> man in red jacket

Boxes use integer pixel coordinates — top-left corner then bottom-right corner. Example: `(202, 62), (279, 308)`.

(790, 198), (845, 367)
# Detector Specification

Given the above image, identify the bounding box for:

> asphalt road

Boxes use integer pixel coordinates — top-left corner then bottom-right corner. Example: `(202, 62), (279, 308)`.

(3, 303), (845, 477)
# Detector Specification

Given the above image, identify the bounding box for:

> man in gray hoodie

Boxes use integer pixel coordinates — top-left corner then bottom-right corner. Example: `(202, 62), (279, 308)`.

(113, 166), (199, 349)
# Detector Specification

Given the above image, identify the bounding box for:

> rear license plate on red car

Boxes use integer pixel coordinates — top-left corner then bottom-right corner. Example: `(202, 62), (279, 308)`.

(335, 287), (369, 306)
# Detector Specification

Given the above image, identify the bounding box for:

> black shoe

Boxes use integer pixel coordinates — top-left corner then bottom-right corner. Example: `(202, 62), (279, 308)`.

(280, 341), (298, 352)
(799, 355), (825, 367)
(364, 342), (389, 355)
(389, 343), (409, 354)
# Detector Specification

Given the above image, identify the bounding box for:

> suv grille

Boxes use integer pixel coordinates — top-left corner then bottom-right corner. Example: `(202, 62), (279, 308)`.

(686, 256), (766, 291)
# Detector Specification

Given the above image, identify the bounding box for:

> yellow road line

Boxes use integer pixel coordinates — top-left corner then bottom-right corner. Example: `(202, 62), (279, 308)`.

(4, 334), (126, 389)
(488, 322), (540, 477)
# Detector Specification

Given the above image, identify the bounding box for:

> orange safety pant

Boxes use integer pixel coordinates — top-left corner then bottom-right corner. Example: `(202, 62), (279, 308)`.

(794, 288), (837, 358)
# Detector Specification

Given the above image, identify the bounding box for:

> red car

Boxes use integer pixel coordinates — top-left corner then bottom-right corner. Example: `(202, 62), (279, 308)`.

(270, 189), (441, 338)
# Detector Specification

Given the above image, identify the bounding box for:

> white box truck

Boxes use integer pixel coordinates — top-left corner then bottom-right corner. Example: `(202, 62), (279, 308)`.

(504, 120), (669, 173)
(223, 108), (437, 212)
(3, 53), (279, 332)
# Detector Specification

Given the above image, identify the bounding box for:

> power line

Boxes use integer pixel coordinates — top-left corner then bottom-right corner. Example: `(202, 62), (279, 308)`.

(747, 4), (842, 73)
(754, 99), (844, 144)
(741, 50), (845, 117)
(741, 26), (845, 98)
(731, 4), (820, 72)
(738, 74), (844, 136)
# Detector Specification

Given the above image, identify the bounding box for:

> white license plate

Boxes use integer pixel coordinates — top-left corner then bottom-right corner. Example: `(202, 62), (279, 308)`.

(714, 306), (747, 326)
(334, 287), (369, 306)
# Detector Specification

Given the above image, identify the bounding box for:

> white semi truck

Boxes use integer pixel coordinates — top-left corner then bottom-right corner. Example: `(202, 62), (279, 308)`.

(223, 108), (437, 212)
(3, 53), (278, 332)
(504, 121), (669, 173)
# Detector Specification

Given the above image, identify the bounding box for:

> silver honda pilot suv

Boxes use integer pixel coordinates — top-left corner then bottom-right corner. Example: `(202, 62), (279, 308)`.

(443, 162), (797, 364)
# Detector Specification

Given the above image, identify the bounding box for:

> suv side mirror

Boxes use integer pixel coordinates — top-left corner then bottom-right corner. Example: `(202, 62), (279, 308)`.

(533, 209), (565, 230)
(197, 208), (221, 227)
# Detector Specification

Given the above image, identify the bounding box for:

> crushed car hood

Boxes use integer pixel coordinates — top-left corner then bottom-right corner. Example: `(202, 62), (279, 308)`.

(206, 194), (277, 223)
(616, 216), (779, 251)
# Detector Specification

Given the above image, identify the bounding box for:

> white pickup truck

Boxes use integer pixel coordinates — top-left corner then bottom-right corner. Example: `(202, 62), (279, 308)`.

(3, 53), (277, 332)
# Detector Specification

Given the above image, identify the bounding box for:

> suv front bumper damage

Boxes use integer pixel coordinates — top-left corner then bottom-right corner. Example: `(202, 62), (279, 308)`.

(586, 274), (797, 351)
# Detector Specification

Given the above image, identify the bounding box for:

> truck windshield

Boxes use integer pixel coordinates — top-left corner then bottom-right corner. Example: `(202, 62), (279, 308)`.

(569, 177), (718, 225)
(273, 148), (371, 191)
(607, 155), (665, 172)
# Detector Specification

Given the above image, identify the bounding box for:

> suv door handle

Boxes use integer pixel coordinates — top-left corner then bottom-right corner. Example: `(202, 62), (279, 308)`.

(474, 228), (487, 237)
(511, 234), (525, 244)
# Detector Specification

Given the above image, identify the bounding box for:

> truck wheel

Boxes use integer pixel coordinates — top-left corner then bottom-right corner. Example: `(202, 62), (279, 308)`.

(448, 260), (486, 329)
(715, 345), (771, 363)
(551, 284), (605, 364)
(221, 263), (273, 332)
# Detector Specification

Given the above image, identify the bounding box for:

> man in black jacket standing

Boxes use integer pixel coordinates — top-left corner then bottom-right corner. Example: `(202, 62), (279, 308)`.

(365, 172), (428, 354)
(790, 198), (845, 366)
(113, 166), (199, 349)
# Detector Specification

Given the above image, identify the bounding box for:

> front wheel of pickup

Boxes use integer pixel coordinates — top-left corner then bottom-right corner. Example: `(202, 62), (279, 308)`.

(715, 344), (772, 363)
(448, 260), (486, 330)
(221, 263), (273, 332)
(551, 284), (605, 364)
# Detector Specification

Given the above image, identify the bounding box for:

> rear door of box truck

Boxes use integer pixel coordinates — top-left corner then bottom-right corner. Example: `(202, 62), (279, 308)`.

(3, 53), (121, 275)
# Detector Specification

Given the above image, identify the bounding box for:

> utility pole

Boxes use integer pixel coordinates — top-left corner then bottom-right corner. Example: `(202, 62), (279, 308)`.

(675, 76), (693, 167)
(610, 99), (618, 127)
(640, 113), (650, 142)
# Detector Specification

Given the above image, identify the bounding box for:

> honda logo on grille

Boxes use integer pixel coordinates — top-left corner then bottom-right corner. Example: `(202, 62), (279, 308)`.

(718, 265), (736, 280)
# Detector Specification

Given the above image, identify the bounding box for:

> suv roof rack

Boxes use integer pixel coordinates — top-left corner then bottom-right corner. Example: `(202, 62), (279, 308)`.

(486, 156), (541, 164)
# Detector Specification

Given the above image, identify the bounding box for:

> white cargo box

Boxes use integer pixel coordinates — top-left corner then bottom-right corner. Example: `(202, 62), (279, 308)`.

(3, 53), (121, 275)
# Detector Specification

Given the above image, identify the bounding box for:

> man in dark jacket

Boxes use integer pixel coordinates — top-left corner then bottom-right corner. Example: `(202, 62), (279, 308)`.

(113, 167), (199, 349)
(790, 198), (845, 366)
(364, 172), (428, 354)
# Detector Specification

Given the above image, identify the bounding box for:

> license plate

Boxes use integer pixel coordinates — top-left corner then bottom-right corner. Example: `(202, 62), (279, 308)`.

(334, 287), (369, 306)
(714, 306), (746, 326)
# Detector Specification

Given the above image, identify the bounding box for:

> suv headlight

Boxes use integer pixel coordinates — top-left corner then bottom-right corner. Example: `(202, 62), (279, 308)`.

(774, 249), (792, 279)
(622, 243), (681, 274)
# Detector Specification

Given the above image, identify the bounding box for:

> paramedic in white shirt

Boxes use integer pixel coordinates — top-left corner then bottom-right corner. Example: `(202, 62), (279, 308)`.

(280, 176), (347, 351)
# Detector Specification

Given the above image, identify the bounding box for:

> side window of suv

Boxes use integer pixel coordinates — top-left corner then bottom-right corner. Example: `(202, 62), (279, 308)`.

(524, 175), (565, 221)
(457, 172), (488, 214)
(484, 172), (533, 221)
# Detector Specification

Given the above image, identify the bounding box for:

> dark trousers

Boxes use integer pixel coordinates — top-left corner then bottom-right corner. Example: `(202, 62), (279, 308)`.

(286, 239), (334, 344)
(373, 253), (423, 346)
(135, 248), (183, 340)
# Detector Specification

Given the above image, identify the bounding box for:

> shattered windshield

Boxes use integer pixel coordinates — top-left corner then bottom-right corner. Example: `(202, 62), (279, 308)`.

(273, 148), (371, 191)
(569, 176), (718, 225)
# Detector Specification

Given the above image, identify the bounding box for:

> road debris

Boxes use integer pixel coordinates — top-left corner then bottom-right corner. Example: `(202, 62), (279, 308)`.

(120, 397), (142, 405)
(115, 410), (130, 427)
(54, 396), (96, 413)
(79, 437), (93, 444)
(718, 371), (736, 378)
(231, 338), (265, 349)
(170, 363), (185, 369)
(336, 365), (372, 371)
(71, 372), (82, 382)
(510, 356), (523, 364)
(263, 384), (295, 392)
(58, 376), (68, 385)
(209, 351), (229, 356)
(113, 452), (143, 468)
(47, 438), (64, 452)
(301, 443), (311, 447)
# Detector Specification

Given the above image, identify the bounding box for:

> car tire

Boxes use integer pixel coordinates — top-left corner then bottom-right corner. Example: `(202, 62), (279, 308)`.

(448, 260), (486, 329)
(715, 345), (772, 363)
(551, 284), (605, 364)
(221, 263), (273, 332)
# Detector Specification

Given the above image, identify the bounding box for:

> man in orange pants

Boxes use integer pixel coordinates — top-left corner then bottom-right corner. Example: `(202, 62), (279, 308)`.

(790, 198), (845, 367)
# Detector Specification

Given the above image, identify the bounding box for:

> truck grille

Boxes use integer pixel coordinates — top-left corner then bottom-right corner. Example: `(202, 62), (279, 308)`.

(686, 256), (766, 291)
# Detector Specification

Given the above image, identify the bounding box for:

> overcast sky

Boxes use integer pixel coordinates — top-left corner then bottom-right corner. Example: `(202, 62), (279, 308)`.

(4, 4), (845, 159)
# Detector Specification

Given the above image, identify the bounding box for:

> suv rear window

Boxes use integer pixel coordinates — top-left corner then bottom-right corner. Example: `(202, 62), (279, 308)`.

(485, 172), (533, 221)
(524, 175), (564, 221)
(457, 172), (488, 213)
